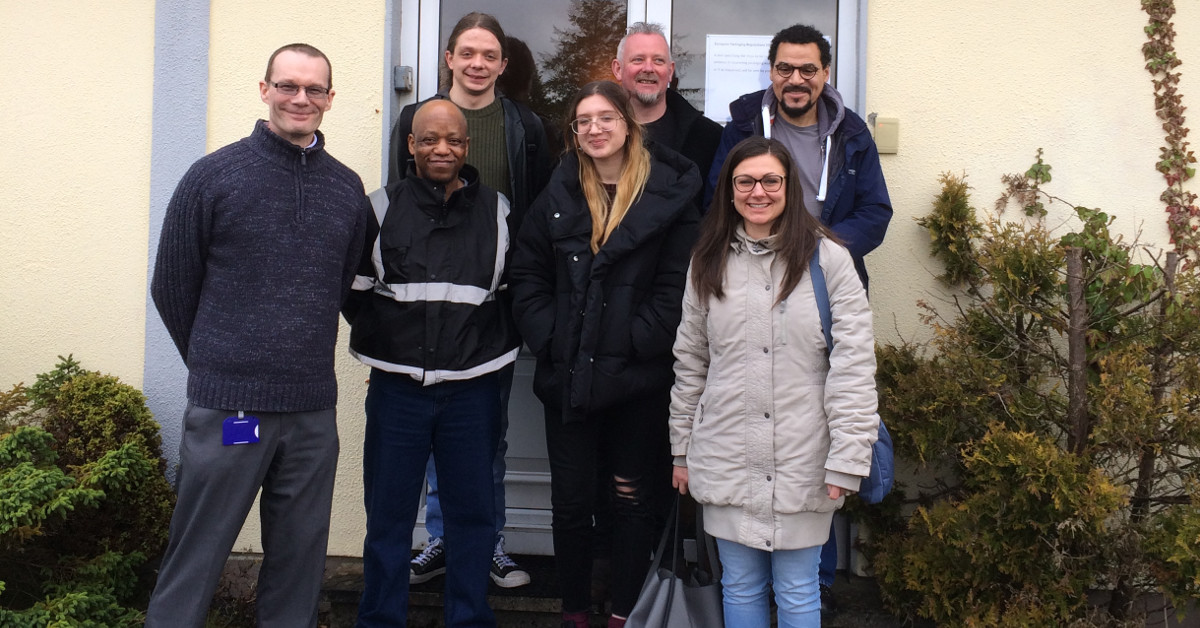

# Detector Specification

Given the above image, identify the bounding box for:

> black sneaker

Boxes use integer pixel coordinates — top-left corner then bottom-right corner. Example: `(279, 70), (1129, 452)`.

(819, 583), (839, 614)
(490, 537), (530, 588)
(410, 537), (446, 584)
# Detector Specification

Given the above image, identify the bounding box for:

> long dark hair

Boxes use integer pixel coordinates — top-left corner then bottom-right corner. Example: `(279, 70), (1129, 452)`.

(692, 136), (837, 303)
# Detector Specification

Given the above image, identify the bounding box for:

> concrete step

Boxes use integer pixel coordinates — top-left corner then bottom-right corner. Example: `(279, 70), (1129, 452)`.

(212, 553), (1198, 627)
(324, 554), (906, 627)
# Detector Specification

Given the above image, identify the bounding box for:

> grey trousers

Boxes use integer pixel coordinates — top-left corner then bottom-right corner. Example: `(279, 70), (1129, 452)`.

(145, 403), (339, 628)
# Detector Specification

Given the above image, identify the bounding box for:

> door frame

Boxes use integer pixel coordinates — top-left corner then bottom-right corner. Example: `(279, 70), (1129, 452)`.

(396, 0), (867, 113)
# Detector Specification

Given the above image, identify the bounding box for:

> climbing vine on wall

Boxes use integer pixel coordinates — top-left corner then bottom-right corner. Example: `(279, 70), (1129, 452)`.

(1143, 0), (1199, 260)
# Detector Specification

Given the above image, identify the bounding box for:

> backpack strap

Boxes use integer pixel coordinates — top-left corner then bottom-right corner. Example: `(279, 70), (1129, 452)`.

(811, 241), (895, 503)
(810, 243), (833, 357)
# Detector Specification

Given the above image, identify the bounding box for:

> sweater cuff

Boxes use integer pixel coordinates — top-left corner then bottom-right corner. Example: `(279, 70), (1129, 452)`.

(825, 469), (862, 493)
(673, 455), (687, 467)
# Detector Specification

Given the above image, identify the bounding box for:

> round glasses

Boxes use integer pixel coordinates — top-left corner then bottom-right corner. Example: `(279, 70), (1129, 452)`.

(732, 174), (785, 193)
(773, 62), (820, 81)
(570, 114), (623, 134)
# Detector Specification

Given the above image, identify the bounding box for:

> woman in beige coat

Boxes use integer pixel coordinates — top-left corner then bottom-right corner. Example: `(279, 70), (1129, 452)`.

(669, 136), (879, 627)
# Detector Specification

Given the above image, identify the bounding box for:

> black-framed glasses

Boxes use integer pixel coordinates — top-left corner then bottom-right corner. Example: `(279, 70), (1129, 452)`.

(570, 114), (623, 134)
(270, 82), (331, 100)
(733, 174), (786, 193)
(773, 62), (820, 80)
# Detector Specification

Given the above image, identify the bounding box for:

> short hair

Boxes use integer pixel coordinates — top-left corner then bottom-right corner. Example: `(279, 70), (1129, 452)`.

(768, 24), (831, 68)
(264, 43), (332, 88)
(617, 22), (672, 64)
(446, 12), (507, 60)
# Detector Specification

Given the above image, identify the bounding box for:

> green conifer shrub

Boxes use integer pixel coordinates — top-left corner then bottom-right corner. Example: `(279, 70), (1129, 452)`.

(0, 357), (175, 626)
(868, 161), (1200, 626)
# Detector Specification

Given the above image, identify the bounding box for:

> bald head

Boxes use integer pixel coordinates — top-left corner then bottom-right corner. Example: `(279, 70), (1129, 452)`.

(413, 99), (468, 135)
(408, 100), (470, 195)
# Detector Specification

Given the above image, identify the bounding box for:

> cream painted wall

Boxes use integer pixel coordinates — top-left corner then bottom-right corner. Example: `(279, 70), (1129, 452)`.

(0, 1), (156, 389)
(864, 1), (1200, 346)
(204, 0), (386, 558)
(5, 0), (1199, 564)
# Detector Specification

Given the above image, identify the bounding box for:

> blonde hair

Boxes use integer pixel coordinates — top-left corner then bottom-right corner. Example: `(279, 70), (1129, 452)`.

(566, 81), (653, 253)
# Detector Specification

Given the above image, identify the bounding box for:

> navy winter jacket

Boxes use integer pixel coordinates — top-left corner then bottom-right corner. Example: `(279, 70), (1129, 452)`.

(707, 86), (892, 288)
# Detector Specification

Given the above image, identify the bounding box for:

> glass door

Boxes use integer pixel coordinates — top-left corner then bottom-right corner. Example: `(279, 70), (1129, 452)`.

(400, 0), (860, 119)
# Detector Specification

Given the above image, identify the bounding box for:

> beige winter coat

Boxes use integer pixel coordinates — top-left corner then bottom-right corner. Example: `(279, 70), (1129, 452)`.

(669, 230), (879, 551)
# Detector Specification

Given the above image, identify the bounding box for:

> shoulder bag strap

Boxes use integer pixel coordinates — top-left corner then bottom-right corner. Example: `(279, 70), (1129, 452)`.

(810, 244), (833, 357)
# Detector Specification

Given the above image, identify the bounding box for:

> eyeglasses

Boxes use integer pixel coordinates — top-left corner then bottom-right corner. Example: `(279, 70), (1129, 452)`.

(773, 62), (821, 80)
(270, 82), (331, 100)
(732, 174), (785, 193)
(570, 114), (623, 134)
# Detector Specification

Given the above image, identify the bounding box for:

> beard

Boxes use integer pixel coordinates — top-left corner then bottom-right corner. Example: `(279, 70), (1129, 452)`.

(631, 72), (664, 106)
(634, 89), (662, 106)
(778, 86), (816, 120)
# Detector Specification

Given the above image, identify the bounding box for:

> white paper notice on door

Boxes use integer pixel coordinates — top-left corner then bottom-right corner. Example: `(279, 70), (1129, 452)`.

(704, 34), (773, 125)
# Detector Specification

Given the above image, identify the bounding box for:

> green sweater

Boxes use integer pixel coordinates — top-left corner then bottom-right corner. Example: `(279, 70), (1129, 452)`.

(462, 98), (512, 200)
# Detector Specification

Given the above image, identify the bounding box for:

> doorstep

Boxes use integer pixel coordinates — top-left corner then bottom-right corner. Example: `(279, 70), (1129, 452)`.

(315, 553), (912, 628)
(321, 554), (568, 627)
(219, 552), (912, 627)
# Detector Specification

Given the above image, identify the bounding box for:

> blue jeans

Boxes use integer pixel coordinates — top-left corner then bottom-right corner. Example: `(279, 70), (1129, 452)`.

(716, 539), (821, 628)
(357, 369), (501, 628)
(819, 520), (837, 587)
(424, 363), (514, 539)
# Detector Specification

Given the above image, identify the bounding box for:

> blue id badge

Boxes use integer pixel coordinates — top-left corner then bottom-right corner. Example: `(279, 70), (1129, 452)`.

(222, 412), (260, 446)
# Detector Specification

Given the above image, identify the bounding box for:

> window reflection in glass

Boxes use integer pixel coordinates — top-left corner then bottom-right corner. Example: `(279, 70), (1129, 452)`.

(438, 0), (626, 126)
(670, 0), (837, 119)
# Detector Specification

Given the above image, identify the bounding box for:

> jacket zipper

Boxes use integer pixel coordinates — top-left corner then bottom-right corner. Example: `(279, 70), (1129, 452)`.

(295, 148), (307, 222)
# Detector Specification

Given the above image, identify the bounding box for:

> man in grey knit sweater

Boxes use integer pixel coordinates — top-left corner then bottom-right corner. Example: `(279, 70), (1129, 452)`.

(146, 43), (370, 628)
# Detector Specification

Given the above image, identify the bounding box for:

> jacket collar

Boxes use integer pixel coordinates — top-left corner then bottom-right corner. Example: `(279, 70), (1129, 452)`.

(758, 83), (845, 143)
(663, 88), (704, 133)
(732, 224), (780, 255)
(395, 162), (482, 218)
(249, 119), (325, 166)
(547, 148), (699, 259)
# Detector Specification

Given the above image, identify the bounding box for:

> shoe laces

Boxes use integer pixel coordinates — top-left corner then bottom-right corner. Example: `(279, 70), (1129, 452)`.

(413, 538), (443, 566)
(493, 539), (518, 568)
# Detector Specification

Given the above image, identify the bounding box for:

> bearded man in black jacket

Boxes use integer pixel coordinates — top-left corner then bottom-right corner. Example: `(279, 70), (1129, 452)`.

(612, 21), (722, 203)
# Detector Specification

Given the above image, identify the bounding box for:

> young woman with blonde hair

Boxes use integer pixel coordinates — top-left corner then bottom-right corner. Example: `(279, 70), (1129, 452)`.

(511, 80), (701, 628)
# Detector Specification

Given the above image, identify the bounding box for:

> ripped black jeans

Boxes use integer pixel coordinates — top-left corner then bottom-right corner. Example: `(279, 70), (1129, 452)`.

(544, 390), (672, 617)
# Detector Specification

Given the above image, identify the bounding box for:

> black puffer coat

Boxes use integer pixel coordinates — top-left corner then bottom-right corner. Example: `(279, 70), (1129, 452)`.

(510, 144), (700, 422)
